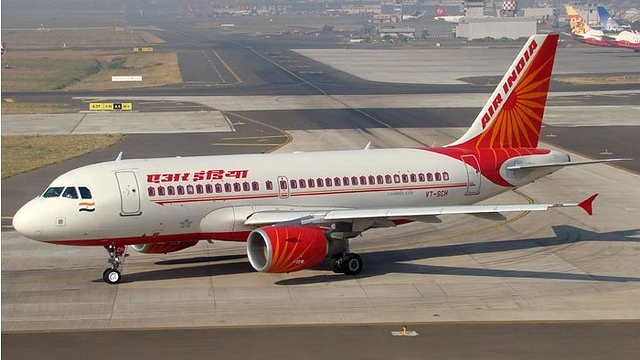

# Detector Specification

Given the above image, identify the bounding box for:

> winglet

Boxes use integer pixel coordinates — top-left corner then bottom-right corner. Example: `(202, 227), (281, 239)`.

(578, 193), (598, 216)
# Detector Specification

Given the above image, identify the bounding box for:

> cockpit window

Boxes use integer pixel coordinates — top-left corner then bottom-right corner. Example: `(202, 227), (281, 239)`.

(43, 187), (64, 198)
(62, 187), (79, 199)
(79, 187), (92, 199)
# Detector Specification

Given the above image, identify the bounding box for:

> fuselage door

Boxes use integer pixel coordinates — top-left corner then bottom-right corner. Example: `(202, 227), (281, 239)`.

(115, 171), (141, 216)
(461, 155), (481, 195)
(277, 176), (289, 199)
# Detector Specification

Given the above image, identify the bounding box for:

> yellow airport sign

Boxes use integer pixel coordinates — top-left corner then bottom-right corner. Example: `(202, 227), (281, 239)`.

(89, 103), (104, 111)
(89, 102), (133, 111)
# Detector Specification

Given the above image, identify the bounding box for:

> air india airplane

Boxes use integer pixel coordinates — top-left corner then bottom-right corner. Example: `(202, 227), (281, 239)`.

(434, 4), (464, 23)
(12, 34), (622, 284)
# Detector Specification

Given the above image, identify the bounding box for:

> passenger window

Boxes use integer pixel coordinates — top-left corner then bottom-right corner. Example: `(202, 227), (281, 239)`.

(148, 187), (156, 197)
(79, 187), (92, 199)
(43, 187), (64, 198)
(62, 187), (78, 199)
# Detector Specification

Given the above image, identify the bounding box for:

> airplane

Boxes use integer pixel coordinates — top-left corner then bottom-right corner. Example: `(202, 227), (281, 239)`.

(12, 34), (627, 284)
(603, 29), (640, 51)
(596, 5), (629, 32)
(565, 5), (640, 50)
(403, 11), (426, 20)
(434, 4), (464, 23)
(564, 5), (613, 47)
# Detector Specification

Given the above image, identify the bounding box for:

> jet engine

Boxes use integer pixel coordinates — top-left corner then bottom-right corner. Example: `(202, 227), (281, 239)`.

(247, 226), (329, 273)
(131, 241), (199, 254)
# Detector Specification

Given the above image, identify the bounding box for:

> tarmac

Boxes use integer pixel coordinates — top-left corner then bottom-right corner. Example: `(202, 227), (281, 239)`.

(2, 41), (640, 333)
(2, 122), (640, 331)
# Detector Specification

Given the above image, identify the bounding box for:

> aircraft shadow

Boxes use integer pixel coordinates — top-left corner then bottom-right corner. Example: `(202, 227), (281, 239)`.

(110, 225), (640, 284)
(93, 254), (251, 283)
(276, 225), (640, 285)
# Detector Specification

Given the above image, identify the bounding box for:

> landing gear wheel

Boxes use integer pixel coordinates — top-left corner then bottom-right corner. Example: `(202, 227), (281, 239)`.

(103, 245), (126, 284)
(341, 253), (363, 275)
(103, 269), (121, 284)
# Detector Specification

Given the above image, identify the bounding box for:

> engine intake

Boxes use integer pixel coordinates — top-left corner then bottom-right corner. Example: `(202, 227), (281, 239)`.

(247, 226), (329, 273)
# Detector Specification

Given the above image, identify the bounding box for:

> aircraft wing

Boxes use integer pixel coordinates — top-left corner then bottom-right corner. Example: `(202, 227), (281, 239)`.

(244, 194), (598, 227)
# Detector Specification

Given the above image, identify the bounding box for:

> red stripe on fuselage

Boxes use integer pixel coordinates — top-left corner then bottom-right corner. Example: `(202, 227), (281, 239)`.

(43, 231), (252, 247)
(425, 147), (551, 187)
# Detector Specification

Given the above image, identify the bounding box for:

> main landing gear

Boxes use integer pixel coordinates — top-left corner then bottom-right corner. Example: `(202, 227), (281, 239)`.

(103, 245), (126, 284)
(331, 253), (363, 275)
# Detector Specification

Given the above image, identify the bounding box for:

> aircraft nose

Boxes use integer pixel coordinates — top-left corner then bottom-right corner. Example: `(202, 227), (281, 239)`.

(12, 200), (43, 240)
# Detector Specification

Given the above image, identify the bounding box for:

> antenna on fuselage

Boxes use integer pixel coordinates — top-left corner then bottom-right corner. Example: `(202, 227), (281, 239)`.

(115, 152), (123, 161)
(364, 142), (372, 150)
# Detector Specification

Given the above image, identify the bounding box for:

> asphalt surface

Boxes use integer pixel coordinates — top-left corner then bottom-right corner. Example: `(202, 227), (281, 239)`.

(2, 6), (640, 360)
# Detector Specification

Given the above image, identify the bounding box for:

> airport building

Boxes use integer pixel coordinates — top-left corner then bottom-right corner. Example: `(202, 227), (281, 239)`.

(456, 17), (537, 39)
(456, 0), (538, 40)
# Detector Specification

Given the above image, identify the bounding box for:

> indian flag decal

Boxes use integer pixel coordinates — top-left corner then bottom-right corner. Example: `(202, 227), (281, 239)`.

(79, 202), (96, 212)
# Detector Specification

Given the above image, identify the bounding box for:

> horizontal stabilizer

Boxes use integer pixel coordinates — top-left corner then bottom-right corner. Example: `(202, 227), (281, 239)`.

(506, 158), (631, 170)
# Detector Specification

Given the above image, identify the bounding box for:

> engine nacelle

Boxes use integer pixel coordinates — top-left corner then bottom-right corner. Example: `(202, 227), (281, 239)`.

(247, 226), (329, 273)
(131, 241), (199, 254)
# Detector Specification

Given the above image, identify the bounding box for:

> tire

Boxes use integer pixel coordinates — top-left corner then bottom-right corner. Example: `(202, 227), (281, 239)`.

(342, 253), (363, 275)
(104, 269), (121, 284)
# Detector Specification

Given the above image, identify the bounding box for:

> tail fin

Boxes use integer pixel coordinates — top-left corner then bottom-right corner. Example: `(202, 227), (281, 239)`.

(565, 5), (592, 35)
(435, 4), (449, 17)
(597, 5), (621, 32)
(446, 34), (559, 149)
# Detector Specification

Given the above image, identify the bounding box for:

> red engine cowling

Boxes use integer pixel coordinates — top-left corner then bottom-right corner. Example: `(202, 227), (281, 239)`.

(247, 226), (329, 273)
(131, 241), (199, 254)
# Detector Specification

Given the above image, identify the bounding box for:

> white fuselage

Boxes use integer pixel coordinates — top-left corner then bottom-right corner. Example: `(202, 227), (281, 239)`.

(13, 146), (564, 246)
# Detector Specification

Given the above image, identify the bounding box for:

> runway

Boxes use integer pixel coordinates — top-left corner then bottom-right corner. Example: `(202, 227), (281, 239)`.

(2, 8), (640, 360)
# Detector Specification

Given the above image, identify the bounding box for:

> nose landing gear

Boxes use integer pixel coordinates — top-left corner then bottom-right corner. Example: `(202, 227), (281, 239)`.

(103, 245), (126, 284)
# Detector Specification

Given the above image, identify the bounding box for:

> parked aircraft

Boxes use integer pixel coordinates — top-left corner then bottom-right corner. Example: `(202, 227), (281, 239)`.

(403, 11), (426, 20)
(13, 34), (623, 284)
(566, 4), (640, 50)
(565, 5), (613, 47)
(596, 5), (628, 32)
(434, 4), (464, 23)
(604, 29), (640, 50)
